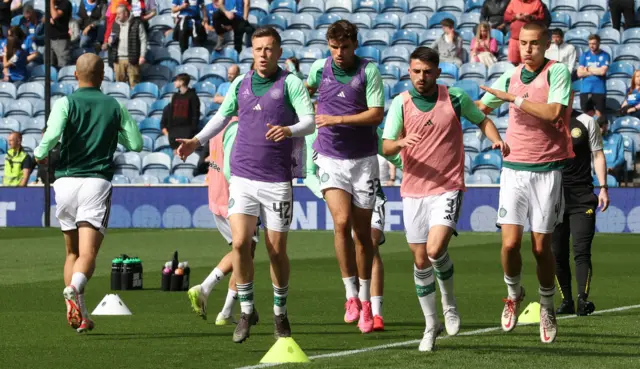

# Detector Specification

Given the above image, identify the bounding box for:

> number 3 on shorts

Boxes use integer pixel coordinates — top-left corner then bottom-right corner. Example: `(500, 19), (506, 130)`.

(273, 201), (292, 226)
(367, 178), (381, 196)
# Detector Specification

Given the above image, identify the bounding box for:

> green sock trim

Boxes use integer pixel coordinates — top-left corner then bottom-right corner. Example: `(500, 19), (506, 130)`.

(435, 265), (454, 281)
(416, 282), (436, 297)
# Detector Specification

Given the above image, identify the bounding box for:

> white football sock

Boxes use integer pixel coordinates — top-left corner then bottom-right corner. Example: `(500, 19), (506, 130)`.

(371, 296), (383, 317)
(414, 265), (438, 328)
(430, 252), (456, 310)
(220, 289), (237, 318)
(504, 274), (522, 300)
(342, 276), (358, 299)
(70, 272), (87, 293)
(539, 285), (556, 309)
(358, 279), (371, 302)
(236, 282), (254, 314)
(201, 268), (225, 297)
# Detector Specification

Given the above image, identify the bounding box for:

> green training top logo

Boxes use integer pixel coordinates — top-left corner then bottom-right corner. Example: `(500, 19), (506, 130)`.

(499, 207), (507, 217)
(228, 198), (235, 208)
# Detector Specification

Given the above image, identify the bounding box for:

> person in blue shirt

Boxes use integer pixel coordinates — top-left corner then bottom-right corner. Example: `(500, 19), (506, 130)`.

(19, 5), (40, 37)
(2, 36), (27, 82)
(577, 34), (610, 123)
(171, 0), (208, 53)
(599, 119), (626, 182)
(620, 70), (640, 118)
(23, 34), (41, 67)
(212, 63), (238, 104)
(210, 0), (253, 53)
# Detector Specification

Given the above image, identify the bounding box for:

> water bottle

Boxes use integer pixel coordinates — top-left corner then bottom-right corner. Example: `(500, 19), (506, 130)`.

(170, 263), (184, 291)
(132, 257), (143, 289)
(161, 261), (172, 291)
(181, 261), (190, 291)
(111, 257), (123, 290)
(121, 258), (134, 290)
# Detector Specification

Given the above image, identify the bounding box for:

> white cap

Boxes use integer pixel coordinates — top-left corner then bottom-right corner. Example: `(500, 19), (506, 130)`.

(165, 262), (171, 268)
(178, 262), (184, 269)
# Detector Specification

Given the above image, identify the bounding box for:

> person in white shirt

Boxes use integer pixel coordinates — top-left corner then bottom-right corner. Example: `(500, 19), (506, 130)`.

(545, 28), (577, 73)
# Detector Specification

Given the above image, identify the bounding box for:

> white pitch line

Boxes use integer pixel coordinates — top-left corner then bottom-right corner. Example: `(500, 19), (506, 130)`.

(236, 303), (640, 369)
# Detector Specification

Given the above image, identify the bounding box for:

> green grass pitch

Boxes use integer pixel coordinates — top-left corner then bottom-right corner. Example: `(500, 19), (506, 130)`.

(1, 228), (639, 369)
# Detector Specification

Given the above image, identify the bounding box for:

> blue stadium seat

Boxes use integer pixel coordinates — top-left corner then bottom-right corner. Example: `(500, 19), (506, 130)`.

(163, 174), (191, 184)
(466, 173), (493, 184)
(132, 174), (161, 184)
(182, 47), (211, 65)
(154, 135), (171, 153)
(142, 152), (172, 179)
(392, 80), (412, 97)
(139, 118), (162, 139)
(392, 30), (419, 45)
(296, 47), (327, 63)
(149, 100), (170, 119)
(307, 29), (328, 45)
(378, 64), (401, 80)
(160, 83), (178, 99)
(439, 62), (459, 84)
(607, 61), (634, 79)
(453, 80), (480, 100)
(0, 137), (6, 154)
(206, 102), (221, 117)
(317, 13), (343, 29)
(381, 45), (410, 63)
(281, 29), (306, 46)
(102, 82), (131, 100)
(142, 135), (154, 152)
(57, 66), (76, 82)
(459, 29), (474, 46)
(21, 118), (45, 134)
(400, 13), (428, 30)
(459, 62), (487, 85)
(289, 13), (315, 29)
(249, 0), (269, 18)
(349, 13), (373, 29)
(465, 0), (483, 12)
(356, 46), (382, 63)
(550, 12), (571, 30)
(239, 47), (254, 63)
(142, 65), (172, 87)
(437, 0), (464, 14)
(571, 12), (599, 34)
(622, 135), (636, 172)
(354, 0), (380, 12)
(622, 28), (640, 44)
(104, 65), (115, 83)
(114, 152), (142, 179)
(607, 79), (627, 97)
(191, 174), (207, 184)
(131, 82), (160, 105)
(174, 64), (199, 82)
(409, 0), (436, 12)
(194, 81), (217, 98)
(613, 45), (640, 62)
(171, 153), (200, 178)
(0, 118), (19, 135)
(597, 28), (621, 45)
(29, 65), (57, 82)
(579, 0), (607, 16)
(126, 100), (149, 121)
(418, 29), (443, 45)
(151, 46), (182, 68)
(199, 64), (227, 86)
(472, 150), (502, 182)
(428, 12), (457, 29)
(564, 28), (590, 47)
(148, 14), (174, 32)
(279, 47), (296, 62)
(551, 0), (579, 12)
(461, 118), (478, 133)
(362, 30), (391, 46)
(20, 135), (38, 154)
(148, 31), (164, 48)
(17, 82), (45, 106)
(382, 0), (409, 13)
(458, 12), (480, 31)
(112, 174), (131, 184)
(298, 0), (325, 13)
(211, 48), (239, 63)
(326, 0), (353, 12)
(6, 100), (32, 118)
(269, 0), (296, 13)
(259, 14), (287, 30)
(493, 116), (509, 134)
(463, 132), (481, 155)
(373, 13), (401, 29)
(612, 116), (640, 151)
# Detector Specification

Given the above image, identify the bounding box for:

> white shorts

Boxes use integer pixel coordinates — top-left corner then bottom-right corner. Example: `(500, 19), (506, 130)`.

(228, 176), (292, 232)
(53, 177), (113, 234)
(371, 194), (386, 232)
(497, 167), (564, 234)
(314, 153), (380, 210)
(402, 190), (463, 244)
(213, 214), (259, 245)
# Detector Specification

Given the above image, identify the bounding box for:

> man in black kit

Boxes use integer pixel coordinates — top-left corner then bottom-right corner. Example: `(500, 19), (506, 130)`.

(552, 110), (610, 316)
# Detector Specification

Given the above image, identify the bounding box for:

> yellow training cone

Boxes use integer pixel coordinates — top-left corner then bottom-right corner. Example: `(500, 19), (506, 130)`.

(518, 302), (541, 324)
(260, 337), (311, 364)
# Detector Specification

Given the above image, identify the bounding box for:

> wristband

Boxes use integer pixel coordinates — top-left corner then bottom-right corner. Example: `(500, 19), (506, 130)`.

(514, 97), (524, 108)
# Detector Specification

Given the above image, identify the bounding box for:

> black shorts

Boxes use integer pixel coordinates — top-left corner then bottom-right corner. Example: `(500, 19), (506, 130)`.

(580, 93), (606, 115)
(563, 186), (598, 215)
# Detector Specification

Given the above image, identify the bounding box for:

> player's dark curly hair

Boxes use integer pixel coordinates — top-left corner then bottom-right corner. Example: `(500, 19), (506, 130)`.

(409, 47), (440, 66)
(326, 20), (359, 43)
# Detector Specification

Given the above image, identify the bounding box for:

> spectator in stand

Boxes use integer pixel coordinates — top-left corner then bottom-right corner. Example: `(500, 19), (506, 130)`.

(22, 29), (41, 67)
(103, 0), (129, 51)
(213, 63), (239, 104)
(471, 22), (498, 67)
(577, 34), (610, 122)
(480, 0), (509, 33)
(620, 70), (640, 119)
(4, 132), (33, 187)
(284, 56), (304, 79)
(172, 0), (207, 53)
(50, 0), (72, 67)
(609, 0), (635, 31)
(79, 0), (107, 50)
(19, 4), (39, 36)
(545, 28), (577, 73)
(599, 119), (625, 181)
(430, 18), (463, 67)
(162, 73), (200, 151)
(504, 0), (544, 65)
(107, 5), (147, 87)
(131, 0), (157, 21)
(210, 0), (253, 53)
(3, 36), (27, 82)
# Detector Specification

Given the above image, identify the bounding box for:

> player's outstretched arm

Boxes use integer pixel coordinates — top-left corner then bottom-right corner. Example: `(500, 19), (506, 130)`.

(480, 85), (566, 123)
(119, 104), (143, 152)
(34, 98), (68, 163)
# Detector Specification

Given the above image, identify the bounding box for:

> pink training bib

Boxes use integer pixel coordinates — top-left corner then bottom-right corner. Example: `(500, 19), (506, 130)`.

(506, 61), (574, 164)
(207, 117), (237, 217)
(399, 85), (466, 198)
